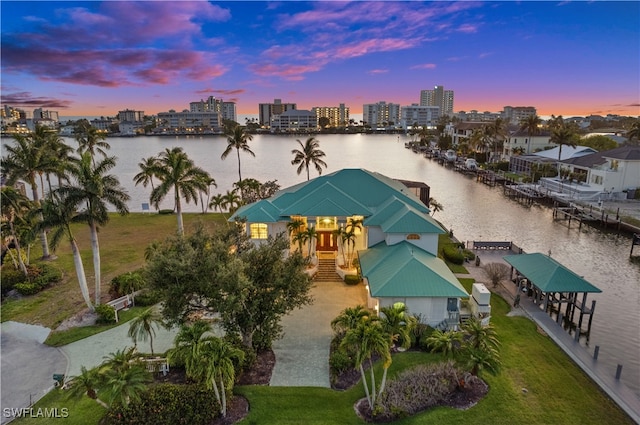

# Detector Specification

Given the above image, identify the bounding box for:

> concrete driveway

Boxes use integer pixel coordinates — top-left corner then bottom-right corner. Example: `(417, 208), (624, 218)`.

(0, 322), (66, 424)
(270, 279), (367, 387)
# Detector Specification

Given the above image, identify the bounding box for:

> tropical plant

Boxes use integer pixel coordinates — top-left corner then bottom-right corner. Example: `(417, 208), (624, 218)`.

(331, 305), (372, 337)
(128, 307), (165, 355)
(0, 187), (31, 275)
(550, 126), (578, 178)
(58, 152), (130, 305)
(291, 137), (328, 180)
(149, 147), (211, 235)
(425, 329), (462, 358)
(133, 155), (160, 210)
(459, 317), (500, 376)
(1, 130), (54, 258)
(167, 320), (213, 378)
(627, 119), (640, 145)
(65, 366), (104, 402)
(287, 218), (306, 252)
(36, 193), (93, 311)
(428, 197), (443, 217)
(194, 337), (244, 417)
(379, 303), (416, 350)
(197, 175), (217, 214)
(221, 125), (254, 184)
(74, 123), (110, 164)
(100, 363), (152, 407)
(301, 226), (318, 258)
(340, 319), (392, 409)
(221, 189), (242, 215)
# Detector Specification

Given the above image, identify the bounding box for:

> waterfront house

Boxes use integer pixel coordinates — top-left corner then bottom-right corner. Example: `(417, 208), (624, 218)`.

(230, 168), (469, 328)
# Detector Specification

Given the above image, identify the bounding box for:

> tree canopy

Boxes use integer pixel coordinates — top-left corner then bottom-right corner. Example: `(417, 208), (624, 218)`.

(145, 225), (313, 351)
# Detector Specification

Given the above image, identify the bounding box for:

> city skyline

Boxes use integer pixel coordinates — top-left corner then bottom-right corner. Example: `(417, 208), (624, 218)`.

(1, 1), (639, 118)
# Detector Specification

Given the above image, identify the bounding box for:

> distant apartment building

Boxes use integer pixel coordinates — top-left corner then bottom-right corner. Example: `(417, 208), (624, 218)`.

(190, 96), (237, 122)
(91, 117), (118, 131)
(363, 101), (401, 127)
(312, 103), (349, 127)
(117, 109), (144, 135)
(400, 104), (440, 129)
(118, 109), (144, 122)
(259, 99), (297, 127)
(157, 110), (222, 132)
(502, 106), (537, 124)
(270, 110), (317, 132)
(455, 110), (500, 122)
(420, 85), (454, 116)
(33, 108), (59, 122)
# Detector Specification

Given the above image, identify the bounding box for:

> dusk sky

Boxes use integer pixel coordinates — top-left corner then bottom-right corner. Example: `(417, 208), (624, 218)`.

(1, 1), (639, 119)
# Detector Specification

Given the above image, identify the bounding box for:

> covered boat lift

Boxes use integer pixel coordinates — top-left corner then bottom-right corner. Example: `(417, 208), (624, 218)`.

(504, 253), (602, 342)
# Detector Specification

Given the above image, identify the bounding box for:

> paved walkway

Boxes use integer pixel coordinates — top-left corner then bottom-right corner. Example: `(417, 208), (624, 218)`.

(270, 279), (368, 387)
(462, 250), (640, 424)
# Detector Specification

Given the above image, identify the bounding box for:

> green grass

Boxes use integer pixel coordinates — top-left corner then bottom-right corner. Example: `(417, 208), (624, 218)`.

(9, 388), (106, 425)
(44, 306), (147, 346)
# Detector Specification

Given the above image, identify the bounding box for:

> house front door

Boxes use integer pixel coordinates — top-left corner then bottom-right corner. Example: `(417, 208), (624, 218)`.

(316, 231), (337, 252)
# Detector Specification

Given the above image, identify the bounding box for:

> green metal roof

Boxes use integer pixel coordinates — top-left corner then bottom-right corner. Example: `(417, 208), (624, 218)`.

(503, 253), (602, 293)
(359, 242), (469, 298)
(366, 197), (445, 234)
(232, 199), (281, 223)
(230, 168), (432, 223)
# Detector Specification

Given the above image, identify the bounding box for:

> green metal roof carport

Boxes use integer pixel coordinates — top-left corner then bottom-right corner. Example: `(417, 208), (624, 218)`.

(503, 253), (601, 341)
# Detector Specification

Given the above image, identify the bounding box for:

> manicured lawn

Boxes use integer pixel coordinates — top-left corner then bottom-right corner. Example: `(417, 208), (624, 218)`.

(9, 389), (105, 425)
(1, 213), (227, 329)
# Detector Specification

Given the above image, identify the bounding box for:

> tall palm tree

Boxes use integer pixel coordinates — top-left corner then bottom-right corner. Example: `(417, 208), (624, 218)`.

(0, 187), (31, 275)
(291, 137), (327, 180)
(221, 189), (242, 215)
(133, 156), (160, 210)
(301, 226), (318, 258)
(625, 118), (640, 146)
(428, 197), (444, 217)
(330, 305), (371, 337)
(58, 152), (130, 305)
(36, 194), (93, 311)
(1, 131), (54, 258)
(519, 114), (542, 154)
(195, 337), (244, 417)
(379, 303), (416, 350)
(550, 127), (578, 178)
(341, 319), (392, 409)
(128, 307), (165, 355)
(197, 175), (217, 214)
(167, 320), (213, 379)
(486, 118), (508, 161)
(75, 124), (110, 164)
(221, 125), (254, 184)
(150, 147), (211, 235)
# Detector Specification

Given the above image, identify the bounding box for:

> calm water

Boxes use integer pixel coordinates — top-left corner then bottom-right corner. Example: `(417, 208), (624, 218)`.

(3, 133), (640, 395)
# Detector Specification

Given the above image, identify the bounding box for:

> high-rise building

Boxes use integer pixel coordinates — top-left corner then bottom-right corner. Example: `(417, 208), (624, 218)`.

(190, 96), (237, 122)
(258, 99), (297, 127)
(312, 103), (349, 127)
(420, 85), (454, 116)
(400, 104), (440, 129)
(362, 101), (401, 127)
(33, 108), (59, 122)
(118, 109), (144, 122)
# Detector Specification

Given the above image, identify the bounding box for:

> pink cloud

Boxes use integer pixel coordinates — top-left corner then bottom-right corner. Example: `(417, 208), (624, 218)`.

(336, 39), (417, 59)
(249, 63), (322, 81)
(1, 92), (74, 109)
(368, 69), (389, 75)
(410, 63), (437, 70)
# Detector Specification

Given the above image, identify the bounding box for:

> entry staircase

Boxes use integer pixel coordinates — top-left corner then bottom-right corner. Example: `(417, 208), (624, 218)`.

(314, 256), (342, 282)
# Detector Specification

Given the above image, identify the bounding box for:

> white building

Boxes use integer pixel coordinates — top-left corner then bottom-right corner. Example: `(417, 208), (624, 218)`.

(190, 96), (237, 122)
(259, 99), (296, 127)
(363, 101), (401, 127)
(270, 109), (317, 132)
(502, 106), (537, 124)
(312, 104), (349, 127)
(503, 129), (553, 156)
(157, 110), (222, 132)
(420, 85), (454, 116)
(400, 104), (440, 129)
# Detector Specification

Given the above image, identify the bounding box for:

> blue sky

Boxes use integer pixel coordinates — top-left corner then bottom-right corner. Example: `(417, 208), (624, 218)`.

(1, 1), (639, 118)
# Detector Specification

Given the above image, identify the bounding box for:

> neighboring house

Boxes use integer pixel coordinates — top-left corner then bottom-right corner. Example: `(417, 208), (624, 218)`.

(541, 146), (640, 200)
(444, 122), (485, 147)
(503, 129), (552, 157)
(230, 168), (470, 328)
(510, 145), (598, 177)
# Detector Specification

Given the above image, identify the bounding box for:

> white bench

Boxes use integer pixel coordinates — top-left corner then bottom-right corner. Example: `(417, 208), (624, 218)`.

(106, 294), (134, 322)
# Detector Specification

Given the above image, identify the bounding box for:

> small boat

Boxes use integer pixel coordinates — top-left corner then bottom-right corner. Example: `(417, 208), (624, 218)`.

(465, 158), (478, 171)
(444, 149), (457, 162)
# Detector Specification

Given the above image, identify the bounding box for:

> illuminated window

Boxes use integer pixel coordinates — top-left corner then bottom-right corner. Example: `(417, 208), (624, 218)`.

(249, 223), (268, 239)
(407, 234), (421, 240)
(317, 217), (336, 230)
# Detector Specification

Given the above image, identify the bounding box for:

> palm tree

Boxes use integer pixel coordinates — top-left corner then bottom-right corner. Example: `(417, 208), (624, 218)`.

(221, 189), (242, 215)
(0, 187), (31, 275)
(626, 119), (640, 145)
(379, 303), (416, 350)
(332, 227), (347, 265)
(331, 305), (372, 337)
(1, 131), (54, 258)
(58, 152), (130, 305)
(301, 226), (318, 258)
(167, 320), (213, 379)
(128, 307), (165, 355)
(209, 194), (226, 215)
(550, 127), (578, 178)
(133, 156), (160, 210)
(519, 115), (542, 154)
(486, 118), (508, 161)
(150, 147), (211, 235)
(36, 194), (93, 311)
(428, 197), (443, 217)
(461, 317), (500, 351)
(65, 366), (103, 402)
(101, 346), (139, 373)
(287, 218), (306, 252)
(340, 319), (392, 409)
(291, 137), (327, 180)
(426, 329), (462, 358)
(100, 363), (151, 407)
(195, 337), (244, 417)
(221, 125), (254, 184)
(75, 124), (110, 164)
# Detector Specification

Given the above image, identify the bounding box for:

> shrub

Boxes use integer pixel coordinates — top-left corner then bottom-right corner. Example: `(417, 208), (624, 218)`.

(133, 289), (162, 306)
(110, 270), (146, 297)
(1, 268), (25, 295)
(344, 274), (361, 285)
(103, 384), (219, 425)
(32, 263), (63, 286)
(95, 304), (116, 324)
(329, 348), (354, 375)
(373, 361), (463, 421)
(158, 209), (174, 215)
(14, 282), (41, 296)
(442, 244), (465, 265)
